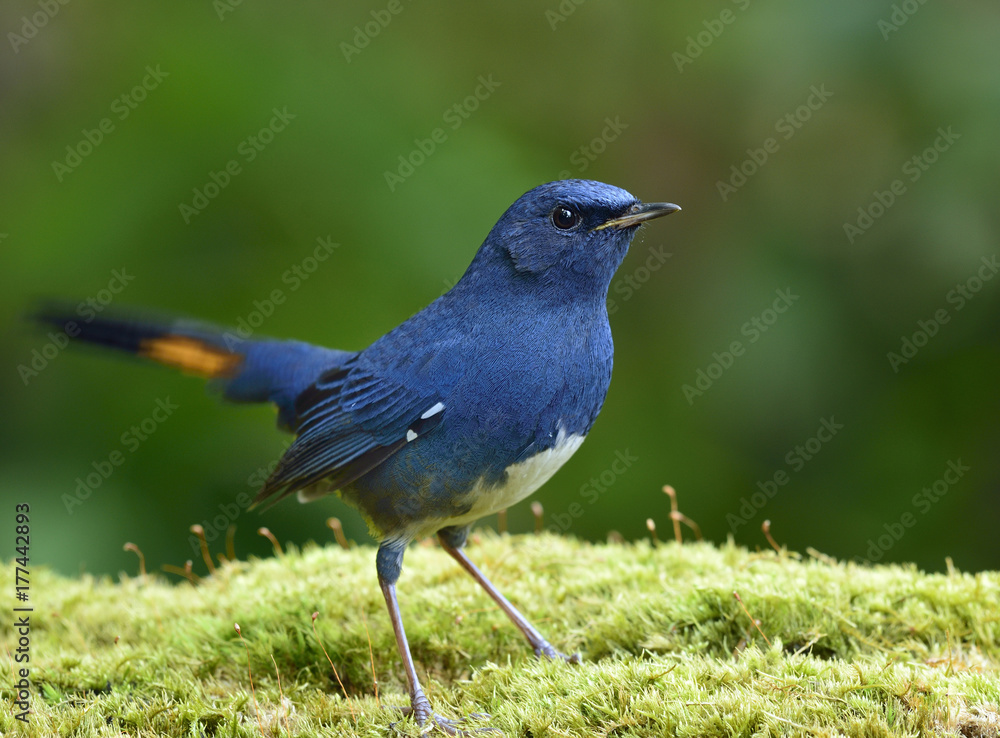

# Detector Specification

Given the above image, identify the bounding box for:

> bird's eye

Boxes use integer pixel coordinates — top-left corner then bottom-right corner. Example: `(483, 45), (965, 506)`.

(551, 205), (581, 230)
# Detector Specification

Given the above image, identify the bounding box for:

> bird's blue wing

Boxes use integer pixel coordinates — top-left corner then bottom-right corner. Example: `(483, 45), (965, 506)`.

(255, 358), (446, 506)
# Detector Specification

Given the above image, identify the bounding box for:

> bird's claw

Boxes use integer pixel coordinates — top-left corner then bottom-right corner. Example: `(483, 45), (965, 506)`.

(534, 641), (581, 664)
(390, 704), (499, 735)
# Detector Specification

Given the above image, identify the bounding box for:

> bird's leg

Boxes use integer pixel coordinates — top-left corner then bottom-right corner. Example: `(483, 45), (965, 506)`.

(437, 527), (580, 663)
(379, 576), (435, 723)
(376, 543), (492, 735)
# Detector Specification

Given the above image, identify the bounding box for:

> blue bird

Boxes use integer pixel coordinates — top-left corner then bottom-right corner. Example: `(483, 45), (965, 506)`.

(37, 179), (679, 733)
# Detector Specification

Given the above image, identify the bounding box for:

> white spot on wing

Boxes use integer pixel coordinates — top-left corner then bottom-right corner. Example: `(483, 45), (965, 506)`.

(406, 429), (418, 442)
(421, 401), (445, 419)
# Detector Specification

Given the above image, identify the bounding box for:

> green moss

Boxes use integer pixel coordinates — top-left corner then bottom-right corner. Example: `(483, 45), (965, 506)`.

(2, 534), (998, 736)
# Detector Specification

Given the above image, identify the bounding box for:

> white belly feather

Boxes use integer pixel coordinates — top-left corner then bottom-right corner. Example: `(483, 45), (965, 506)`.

(409, 428), (586, 540)
(465, 429), (586, 519)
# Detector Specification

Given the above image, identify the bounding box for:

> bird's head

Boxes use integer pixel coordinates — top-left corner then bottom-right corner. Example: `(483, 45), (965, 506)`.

(463, 180), (680, 302)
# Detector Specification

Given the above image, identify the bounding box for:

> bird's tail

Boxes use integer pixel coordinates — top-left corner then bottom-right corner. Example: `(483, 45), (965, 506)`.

(33, 303), (353, 431)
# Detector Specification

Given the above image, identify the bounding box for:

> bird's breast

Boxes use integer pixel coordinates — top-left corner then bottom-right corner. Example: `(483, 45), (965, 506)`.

(463, 427), (586, 519)
(349, 305), (612, 543)
(399, 427), (586, 541)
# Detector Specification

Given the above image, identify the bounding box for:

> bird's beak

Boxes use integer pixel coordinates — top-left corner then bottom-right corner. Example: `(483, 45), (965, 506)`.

(592, 201), (682, 231)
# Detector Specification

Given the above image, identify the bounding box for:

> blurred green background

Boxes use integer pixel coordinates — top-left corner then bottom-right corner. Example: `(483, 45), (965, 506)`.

(2, 1), (998, 578)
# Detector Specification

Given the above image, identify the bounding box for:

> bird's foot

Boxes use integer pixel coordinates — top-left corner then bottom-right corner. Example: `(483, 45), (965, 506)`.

(534, 640), (581, 664)
(390, 697), (499, 735)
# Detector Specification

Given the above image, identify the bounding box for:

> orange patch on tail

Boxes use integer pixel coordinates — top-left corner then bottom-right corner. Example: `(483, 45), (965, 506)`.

(138, 336), (241, 377)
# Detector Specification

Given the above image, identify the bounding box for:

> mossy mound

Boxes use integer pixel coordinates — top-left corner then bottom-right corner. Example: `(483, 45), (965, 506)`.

(2, 534), (998, 736)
